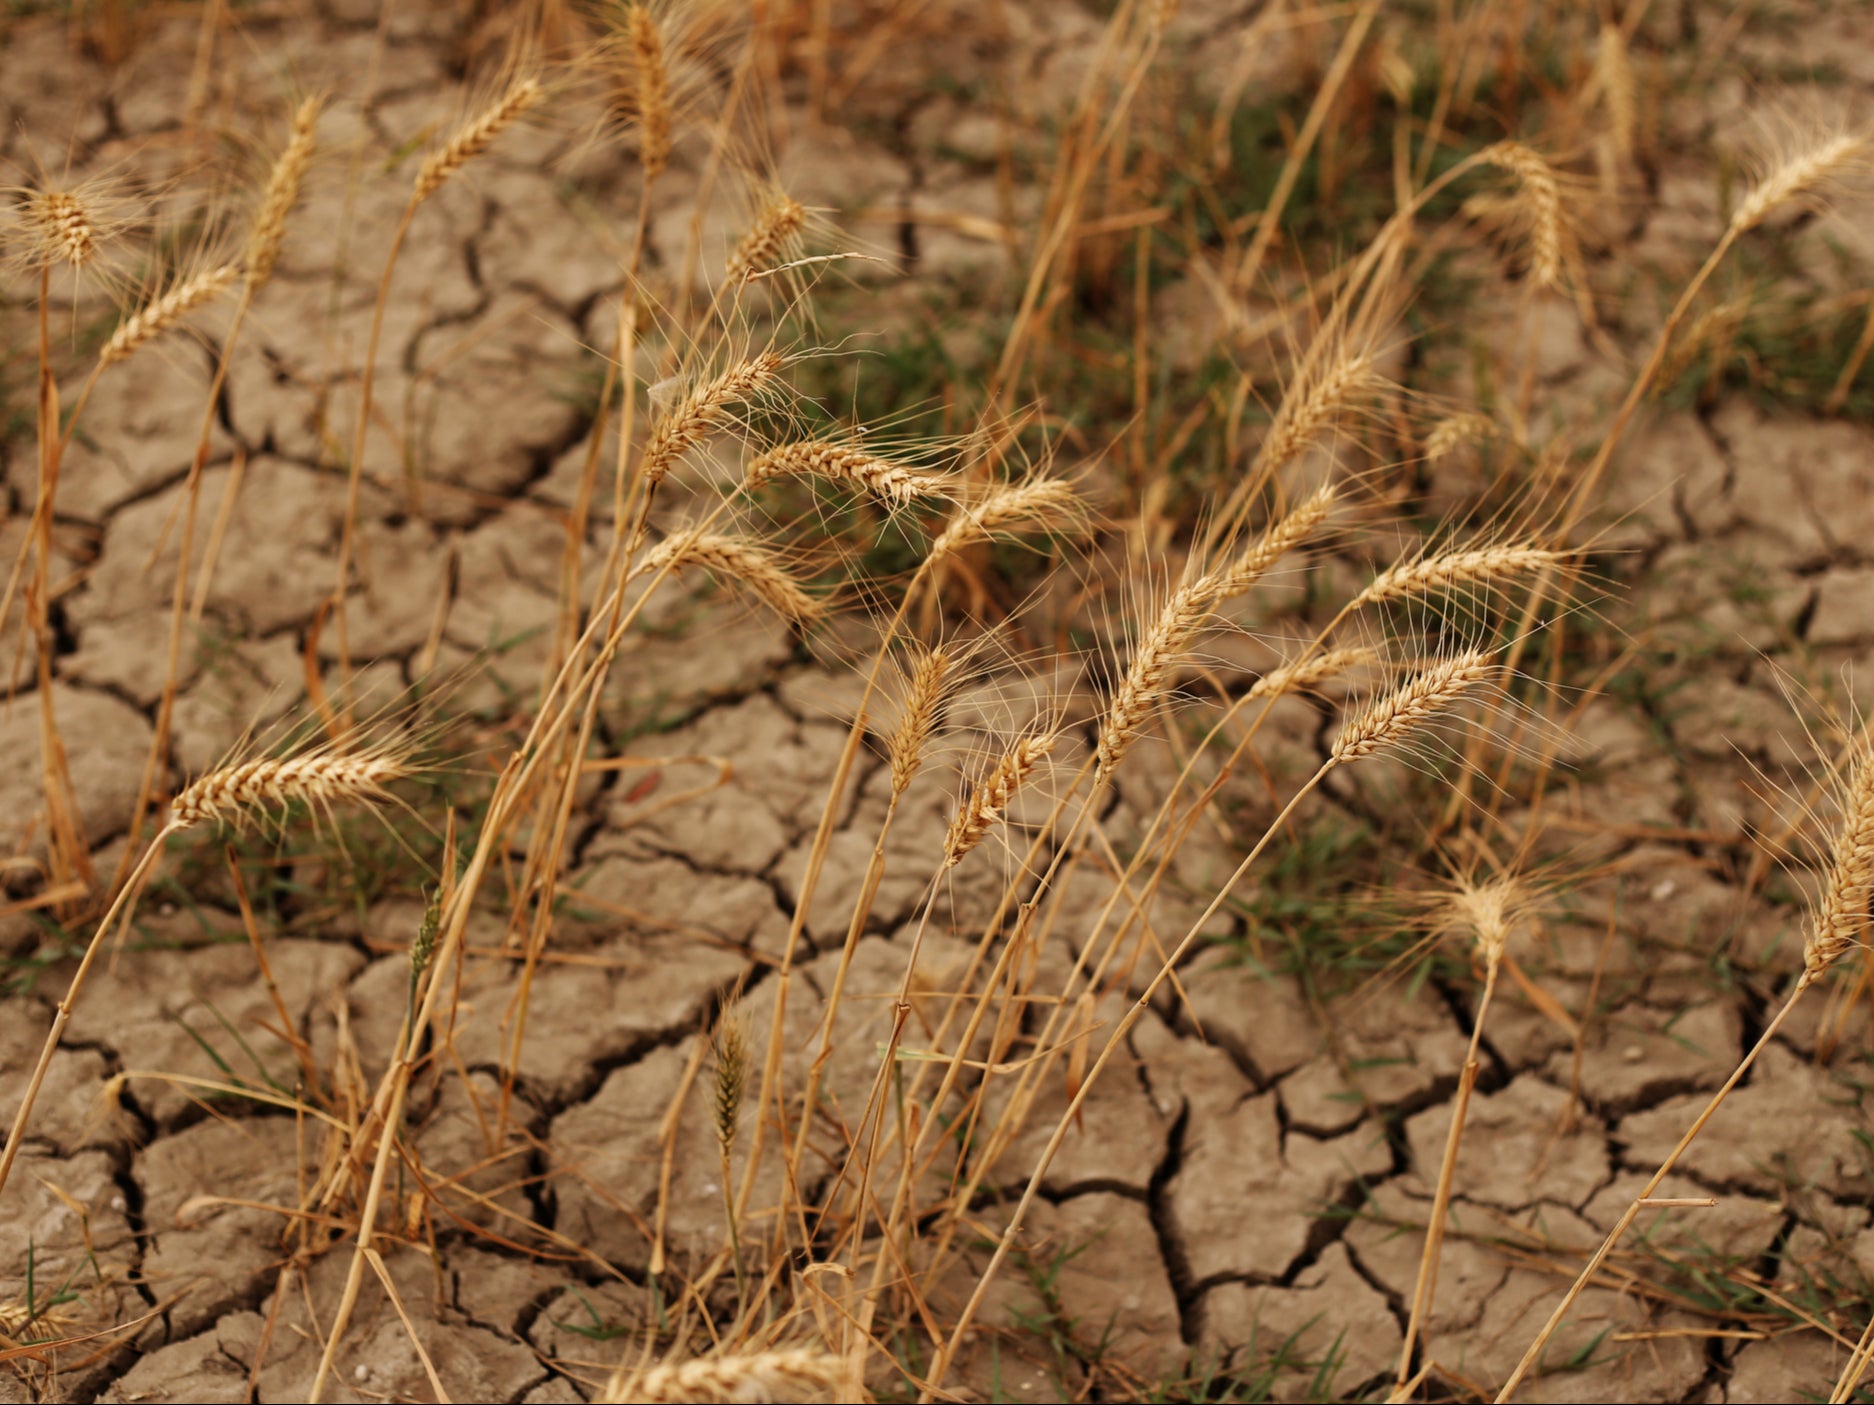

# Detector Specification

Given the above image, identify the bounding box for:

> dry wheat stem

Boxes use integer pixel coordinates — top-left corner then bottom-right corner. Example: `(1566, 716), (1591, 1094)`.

(1732, 132), (1866, 235)
(727, 193), (807, 282)
(99, 264), (239, 366)
(606, 1348), (844, 1404)
(1331, 651), (1494, 762)
(646, 528), (822, 626)
(626, 4), (671, 180)
(168, 748), (408, 832)
(246, 96), (321, 288)
(413, 76), (544, 203)
(642, 352), (786, 486)
(744, 440), (949, 505)
(1481, 141), (1564, 288)
(1358, 543), (1567, 608)
(945, 732), (1057, 867)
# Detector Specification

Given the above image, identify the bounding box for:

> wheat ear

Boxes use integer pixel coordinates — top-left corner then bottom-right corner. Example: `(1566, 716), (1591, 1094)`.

(1212, 483), (1336, 597)
(727, 193), (807, 281)
(412, 76), (544, 203)
(1481, 141), (1565, 288)
(887, 645), (952, 796)
(1258, 354), (1380, 473)
(1357, 543), (1568, 608)
(642, 352), (786, 486)
(625, 4), (671, 180)
(713, 1010), (749, 1309)
(245, 95), (321, 289)
(1330, 652), (1494, 762)
(169, 747), (409, 832)
(99, 264), (239, 367)
(944, 731), (1057, 867)
(605, 1348), (845, 1405)
(929, 478), (1083, 563)
(646, 529), (823, 626)
(25, 190), (99, 269)
(744, 441), (949, 506)
(1097, 578), (1214, 779)
(1732, 132), (1867, 235)
(1249, 645), (1374, 700)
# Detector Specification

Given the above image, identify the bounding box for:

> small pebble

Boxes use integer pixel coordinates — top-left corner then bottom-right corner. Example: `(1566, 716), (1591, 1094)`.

(1649, 879), (1676, 902)
(1622, 1044), (1644, 1062)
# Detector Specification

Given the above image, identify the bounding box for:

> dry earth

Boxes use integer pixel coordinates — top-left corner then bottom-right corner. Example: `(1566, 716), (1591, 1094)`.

(3, 1), (1874, 1402)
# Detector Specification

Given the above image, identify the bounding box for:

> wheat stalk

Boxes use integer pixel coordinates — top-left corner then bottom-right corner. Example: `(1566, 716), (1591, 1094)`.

(1732, 132), (1866, 235)
(605, 1348), (845, 1404)
(944, 731), (1056, 867)
(727, 192), (807, 282)
(643, 352), (786, 486)
(887, 645), (952, 796)
(1357, 543), (1567, 608)
(412, 76), (544, 204)
(169, 747), (409, 832)
(646, 529), (823, 625)
(744, 441), (949, 506)
(1481, 141), (1565, 288)
(246, 95), (321, 289)
(929, 478), (1083, 563)
(99, 264), (239, 367)
(1330, 651), (1494, 762)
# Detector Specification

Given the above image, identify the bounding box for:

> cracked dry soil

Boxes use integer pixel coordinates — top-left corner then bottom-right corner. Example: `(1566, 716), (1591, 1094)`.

(5, 1), (1874, 1402)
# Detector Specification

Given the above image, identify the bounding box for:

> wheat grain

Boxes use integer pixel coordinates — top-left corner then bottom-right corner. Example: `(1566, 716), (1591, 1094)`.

(944, 731), (1056, 867)
(1247, 645), (1374, 699)
(888, 645), (951, 796)
(170, 747), (408, 832)
(1807, 736), (1874, 979)
(413, 76), (544, 203)
(929, 479), (1083, 562)
(1732, 132), (1867, 235)
(246, 96), (321, 289)
(1356, 542), (1566, 608)
(607, 1347), (844, 1404)
(1481, 141), (1565, 289)
(646, 529), (823, 625)
(99, 264), (239, 367)
(626, 4), (671, 180)
(727, 193), (807, 282)
(744, 441), (949, 506)
(1329, 651), (1494, 762)
(643, 352), (786, 485)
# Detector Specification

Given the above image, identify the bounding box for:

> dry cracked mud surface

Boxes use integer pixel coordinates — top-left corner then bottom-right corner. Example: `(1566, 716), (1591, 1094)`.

(4, 1), (1874, 1402)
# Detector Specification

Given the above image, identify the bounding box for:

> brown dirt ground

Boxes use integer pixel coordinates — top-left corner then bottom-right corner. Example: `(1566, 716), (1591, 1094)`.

(4, 1), (1874, 1402)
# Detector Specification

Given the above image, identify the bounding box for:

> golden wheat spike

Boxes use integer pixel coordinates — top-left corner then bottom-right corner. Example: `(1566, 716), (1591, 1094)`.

(1329, 651), (1494, 763)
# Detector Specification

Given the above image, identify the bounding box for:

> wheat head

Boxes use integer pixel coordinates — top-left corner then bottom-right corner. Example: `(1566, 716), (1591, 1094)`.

(169, 747), (408, 832)
(646, 528), (823, 626)
(929, 478), (1083, 563)
(1481, 141), (1565, 289)
(1329, 651), (1494, 763)
(1732, 131), (1867, 235)
(1357, 543), (1567, 608)
(643, 352), (786, 486)
(625, 4), (672, 180)
(888, 644), (952, 797)
(1807, 735), (1874, 979)
(413, 76), (544, 204)
(100, 264), (239, 367)
(744, 441), (949, 506)
(246, 95), (321, 289)
(944, 731), (1056, 867)
(1248, 645), (1374, 700)
(605, 1347), (845, 1404)
(727, 192), (807, 282)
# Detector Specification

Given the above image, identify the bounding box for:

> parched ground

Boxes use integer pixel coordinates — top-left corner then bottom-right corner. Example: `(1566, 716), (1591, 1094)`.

(4, 1), (1874, 1402)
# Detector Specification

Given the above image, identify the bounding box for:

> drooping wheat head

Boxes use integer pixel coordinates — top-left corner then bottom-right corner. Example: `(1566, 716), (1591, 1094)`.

(1480, 141), (1566, 289)
(642, 351), (786, 485)
(645, 528), (824, 626)
(944, 731), (1057, 867)
(412, 75), (545, 204)
(1329, 651), (1495, 763)
(603, 1347), (845, 1405)
(99, 263), (239, 366)
(245, 95), (321, 289)
(18, 188), (100, 271)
